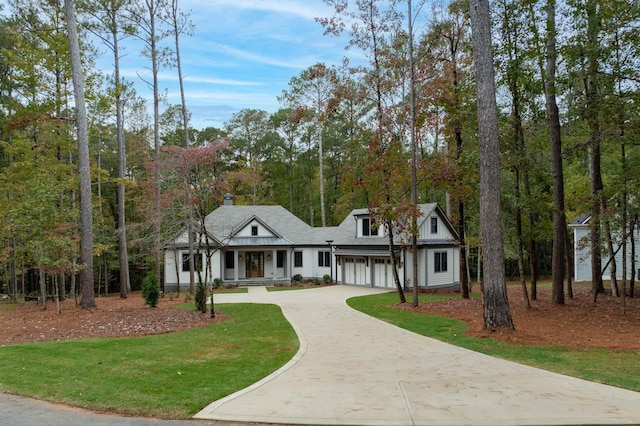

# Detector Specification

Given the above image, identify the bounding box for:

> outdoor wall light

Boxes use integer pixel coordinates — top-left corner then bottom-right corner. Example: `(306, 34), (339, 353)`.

(267, 254), (271, 260)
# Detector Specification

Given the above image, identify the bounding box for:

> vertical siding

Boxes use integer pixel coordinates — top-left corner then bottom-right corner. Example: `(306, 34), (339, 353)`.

(419, 215), (455, 241)
(164, 250), (221, 291)
(573, 226), (640, 281)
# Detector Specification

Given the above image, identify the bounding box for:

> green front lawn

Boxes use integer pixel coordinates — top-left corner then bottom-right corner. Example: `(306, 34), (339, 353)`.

(0, 303), (298, 419)
(348, 292), (640, 392)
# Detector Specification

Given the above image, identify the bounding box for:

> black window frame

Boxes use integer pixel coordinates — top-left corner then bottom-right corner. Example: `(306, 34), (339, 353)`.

(294, 251), (303, 267)
(434, 251), (448, 273)
(318, 251), (331, 267)
(182, 252), (203, 272)
(362, 218), (378, 236)
(277, 250), (284, 268)
(431, 217), (438, 234)
(251, 225), (258, 236)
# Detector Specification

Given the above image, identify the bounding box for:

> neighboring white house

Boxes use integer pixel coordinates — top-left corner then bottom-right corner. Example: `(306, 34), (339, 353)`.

(569, 214), (640, 282)
(164, 195), (460, 291)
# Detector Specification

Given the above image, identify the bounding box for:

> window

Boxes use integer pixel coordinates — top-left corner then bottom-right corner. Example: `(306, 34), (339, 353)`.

(362, 218), (378, 236)
(294, 251), (303, 267)
(318, 251), (331, 267)
(434, 252), (448, 273)
(182, 253), (203, 272)
(431, 217), (438, 234)
(277, 250), (284, 268)
(251, 225), (258, 236)
(225, 251), (235, 269)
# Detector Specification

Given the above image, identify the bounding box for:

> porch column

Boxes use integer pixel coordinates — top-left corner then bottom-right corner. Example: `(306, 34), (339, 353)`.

(234, 251), (239, 281)
(272, 249), (277, 279)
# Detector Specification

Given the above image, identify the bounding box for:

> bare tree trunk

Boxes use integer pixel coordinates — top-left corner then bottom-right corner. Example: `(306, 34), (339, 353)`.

(65, 0), (95, 309)
(515, 176), (531, 308)
(10, 238), (18, 303)
(604, 219), (619, 296)
(584, 0), (605, 302)
(39, 268), (47, 310)
(564, 224), (574, 298)
(169, 0), (194, 295)
(545, 0), (568, 305)
(408, 0), (419, 307)
(387, 220), (406, 304)
(114, 24), (131, 298)
(187, 216), (195, 295)
(512, 100), (530, 309)
(173, 249), (181, 294)
(318, 125), (326, 227)
(630, 216), (637, 298)
(151, 0), (163, 289)
(469, 0), (514, 331)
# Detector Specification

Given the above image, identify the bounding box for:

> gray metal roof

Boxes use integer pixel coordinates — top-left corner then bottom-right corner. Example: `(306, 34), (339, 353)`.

(226, 237), (294, 247)
(334, 248), (391, 256)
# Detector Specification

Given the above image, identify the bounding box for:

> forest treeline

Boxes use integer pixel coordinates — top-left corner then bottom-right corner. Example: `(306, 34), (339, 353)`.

(1, 0), (639, 311)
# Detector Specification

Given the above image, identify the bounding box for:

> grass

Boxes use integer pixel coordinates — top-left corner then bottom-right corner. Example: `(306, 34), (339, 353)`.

(267, 285), (320, 292)
(0, 303), (298, 419)
(212, 286), (248, 294)
(348, 292), (640, 392)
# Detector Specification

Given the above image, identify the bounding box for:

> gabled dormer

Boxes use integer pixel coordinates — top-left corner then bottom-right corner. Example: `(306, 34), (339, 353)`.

(354, 212), (385, 238)
(235, 217), (276, 238)
(417, 204), (459, 241)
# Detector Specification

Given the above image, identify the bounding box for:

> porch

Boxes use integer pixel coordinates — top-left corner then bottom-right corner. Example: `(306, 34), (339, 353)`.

(223, 248), (292, 282)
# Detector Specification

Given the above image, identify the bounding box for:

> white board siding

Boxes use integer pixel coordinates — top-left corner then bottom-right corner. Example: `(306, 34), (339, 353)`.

(292, 248), (317, 279)
(419, 215), (454, 241)
(573, 225), (640, 282)
(164, 250), (221, 292)
(236, 220), (275, 237)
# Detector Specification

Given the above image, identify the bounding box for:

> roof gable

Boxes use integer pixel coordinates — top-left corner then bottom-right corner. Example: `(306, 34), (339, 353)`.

(203, 205), (327, 245)
(231, 215), (281, 238)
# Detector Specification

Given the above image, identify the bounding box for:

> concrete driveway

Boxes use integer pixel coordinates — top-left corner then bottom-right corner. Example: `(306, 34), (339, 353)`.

(2, 285), (639, 426)
(195, 285), (640, 426)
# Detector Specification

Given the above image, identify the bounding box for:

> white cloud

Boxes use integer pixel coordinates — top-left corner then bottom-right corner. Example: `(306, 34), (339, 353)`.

(182, 0), (331, 21)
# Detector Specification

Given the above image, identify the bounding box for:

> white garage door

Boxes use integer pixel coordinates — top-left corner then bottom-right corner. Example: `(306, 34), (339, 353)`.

(373, 258), (394, 288)
(344, 257), (367, 285)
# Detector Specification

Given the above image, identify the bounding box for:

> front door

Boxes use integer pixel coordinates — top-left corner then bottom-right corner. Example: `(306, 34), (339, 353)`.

(246, 252), (264, 278)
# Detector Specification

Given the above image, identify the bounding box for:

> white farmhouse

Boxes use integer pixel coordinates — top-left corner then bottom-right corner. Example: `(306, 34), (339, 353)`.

(164, 195), (460, 291)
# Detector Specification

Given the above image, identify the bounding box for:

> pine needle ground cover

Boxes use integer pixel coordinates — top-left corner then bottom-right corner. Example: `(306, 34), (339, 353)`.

(348, 292), (640, 392)
(0, 303), (298, 419)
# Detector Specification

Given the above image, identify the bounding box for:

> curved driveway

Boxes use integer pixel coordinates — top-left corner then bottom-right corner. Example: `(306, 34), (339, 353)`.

(196, 285), (640, 426)
(2, 285), (639, 426)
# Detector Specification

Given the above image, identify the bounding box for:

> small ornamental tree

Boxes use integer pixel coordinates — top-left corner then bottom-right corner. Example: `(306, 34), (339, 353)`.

(142, 272), (160, 307)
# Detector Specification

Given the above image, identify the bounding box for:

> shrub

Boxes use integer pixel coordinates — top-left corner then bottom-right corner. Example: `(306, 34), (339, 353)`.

(323, 274), (332, 284)
(292, 274), (303, 283)
(213, 278), (223, 288)
(141, 273), (160, 308)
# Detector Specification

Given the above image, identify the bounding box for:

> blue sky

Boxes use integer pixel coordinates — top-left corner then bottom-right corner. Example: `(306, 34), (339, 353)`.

(0, 0), (369, 131)
(116, 0), (359, 131)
